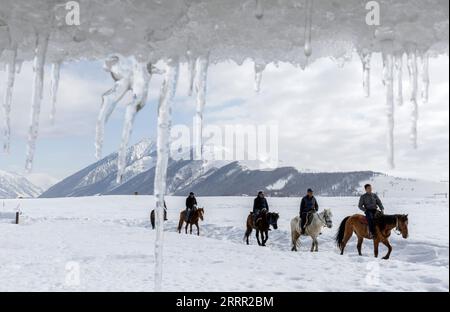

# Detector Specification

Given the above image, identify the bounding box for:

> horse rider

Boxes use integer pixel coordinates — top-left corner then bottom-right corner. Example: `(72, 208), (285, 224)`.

(185, 192), (198, 222)
(253, 191), (269, 224)
(299, 188), (319, 234)
(358, 184), (385, 238)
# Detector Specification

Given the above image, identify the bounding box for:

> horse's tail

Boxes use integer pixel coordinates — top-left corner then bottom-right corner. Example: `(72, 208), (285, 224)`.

(335, 216), (350, 248)
(150, 210), (155, 230)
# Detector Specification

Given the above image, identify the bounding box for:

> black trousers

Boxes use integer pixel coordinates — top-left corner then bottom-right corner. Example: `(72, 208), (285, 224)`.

(300, 212), (308, 230)
(365, 210), (376, 235)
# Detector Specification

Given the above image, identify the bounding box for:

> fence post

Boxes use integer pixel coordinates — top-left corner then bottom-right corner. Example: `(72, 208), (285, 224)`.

(15, 211), (20, 224)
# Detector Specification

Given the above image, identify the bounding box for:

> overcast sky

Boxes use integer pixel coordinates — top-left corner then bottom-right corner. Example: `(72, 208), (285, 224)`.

(0, 53), (448, 188)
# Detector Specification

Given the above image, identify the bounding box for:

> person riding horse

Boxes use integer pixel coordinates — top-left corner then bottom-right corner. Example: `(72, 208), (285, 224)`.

(358, 184), (385, 238)
(185, 192), (198, 222)
(253, 191), (269, 225)
(299, 188), (319, 234)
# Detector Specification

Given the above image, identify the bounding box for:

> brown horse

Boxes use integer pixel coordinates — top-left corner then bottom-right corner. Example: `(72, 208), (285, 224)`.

(244, 210), (279, 246)
(177, 208), (205, 236)
(336, 213), (409, 260)
(150, 209), (167, 230)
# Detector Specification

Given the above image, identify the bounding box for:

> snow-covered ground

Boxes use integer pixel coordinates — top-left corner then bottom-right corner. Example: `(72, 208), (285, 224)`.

(0, 195), (448, 292)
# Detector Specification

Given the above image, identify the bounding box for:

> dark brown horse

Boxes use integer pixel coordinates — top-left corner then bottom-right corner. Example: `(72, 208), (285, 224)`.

(177, 208), (204, 236)
(244, 210), (279, 246)
(150, 209), (167, 230)
(336, 213), (409, 260)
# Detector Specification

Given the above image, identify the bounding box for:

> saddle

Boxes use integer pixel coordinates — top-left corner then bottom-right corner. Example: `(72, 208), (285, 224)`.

(357, 215), (369, 225)
(299, 211), (315, 228)
(357, 211), (383, 225)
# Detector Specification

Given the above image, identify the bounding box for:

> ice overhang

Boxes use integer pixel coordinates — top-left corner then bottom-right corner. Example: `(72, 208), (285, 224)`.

(0, 0), (449, 174)
(0, 0), (448, 65)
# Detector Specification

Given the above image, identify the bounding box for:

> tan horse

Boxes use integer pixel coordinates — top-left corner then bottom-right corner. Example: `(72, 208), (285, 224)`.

(177, 208), (205, 236)
(336, 213), (409, 260)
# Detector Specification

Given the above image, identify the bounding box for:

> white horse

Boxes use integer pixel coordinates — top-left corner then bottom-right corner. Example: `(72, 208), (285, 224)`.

(290, 209), (333, 252)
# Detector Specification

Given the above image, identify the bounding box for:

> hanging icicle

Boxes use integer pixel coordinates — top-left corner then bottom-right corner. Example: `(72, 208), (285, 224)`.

(394, 52), (404, 106)
(382, 50), (395, 169)
(254, 62), (266, 93)
(420, 51), (430, 105)
(187, 50), (197, 96)
(25, 33), (49, 172)
(116, 61), (151, 184)
(254, 0), (264, 20)
(95, 55), (131, 159)
(154, 57), (180, 292)
(1, 45), (17, 154)
(49, 61), (61, 124)
(358, 49), (371, 97)
(407, 48), (419, 150)
(193, 54), (209, 160)
(304, 0), (314, 58)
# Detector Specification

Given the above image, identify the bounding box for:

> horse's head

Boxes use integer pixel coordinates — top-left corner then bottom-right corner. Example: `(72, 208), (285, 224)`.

(197, 208), (205, 221)
(397, 214), (409, 239)
(268, 212), (279, 230)
(321, 209), (333, 229)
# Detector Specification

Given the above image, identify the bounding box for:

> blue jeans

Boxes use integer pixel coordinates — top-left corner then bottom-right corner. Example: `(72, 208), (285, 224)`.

(365, 210), (376, 235)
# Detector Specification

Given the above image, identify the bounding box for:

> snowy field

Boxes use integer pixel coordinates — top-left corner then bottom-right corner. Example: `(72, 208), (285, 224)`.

(0, 196), (448, 292)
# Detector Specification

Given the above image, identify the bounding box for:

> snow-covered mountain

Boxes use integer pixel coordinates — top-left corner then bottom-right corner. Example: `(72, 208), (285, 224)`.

(40, 139), (449, 198)
(0, 171), (42, 199)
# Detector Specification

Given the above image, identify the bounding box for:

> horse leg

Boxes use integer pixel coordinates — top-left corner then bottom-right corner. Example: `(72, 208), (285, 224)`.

(177, 219), (184, 234)
(381, 238), (393, 260)
(262, 230), (268, 246)
(310, 236), (317, 252)
(373, 238), (380, 258)
(195, 222), (200, 236)
(245, 227), (252, 245)
(256, 230), (262, 246)
(340, 227), (354, 255)
(357, 235), (364, 256)
(291, 231), (300, 252)
(185, 222), (189, 234)
(314, 238), (319, 252)
(190, 223), (193, 235)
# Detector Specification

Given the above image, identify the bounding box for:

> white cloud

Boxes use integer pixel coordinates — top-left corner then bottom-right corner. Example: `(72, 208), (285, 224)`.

(1, 54), (448, 182)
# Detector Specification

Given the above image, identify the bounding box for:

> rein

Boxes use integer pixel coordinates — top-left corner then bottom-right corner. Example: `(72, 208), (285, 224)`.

(393, 216), (402, 236)
(317, 212), (330, 227)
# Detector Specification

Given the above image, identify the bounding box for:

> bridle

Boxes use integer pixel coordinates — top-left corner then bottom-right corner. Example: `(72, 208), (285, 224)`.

(393, 216), (402, 236)
(318, 211), (332, 228)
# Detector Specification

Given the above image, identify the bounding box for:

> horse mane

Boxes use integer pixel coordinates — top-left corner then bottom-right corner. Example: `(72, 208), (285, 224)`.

(376, 214), (399, 232)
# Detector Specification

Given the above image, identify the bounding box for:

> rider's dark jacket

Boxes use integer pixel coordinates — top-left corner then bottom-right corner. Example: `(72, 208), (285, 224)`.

(358, 193), (384, 212)
(253, 196), (269, 214)
(186, 196), (197, 210)
(300, 195), (319, 215)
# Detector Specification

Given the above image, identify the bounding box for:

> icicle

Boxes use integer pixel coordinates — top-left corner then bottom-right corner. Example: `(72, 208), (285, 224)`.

(15, 59), (23, 74)
(304, 0), (314, 58)
(407, 49), (419, 149)
(254, 62), (266, 93)
(394, 53), (404, 106)
(420, 52), (430, 104)
(187, 51), (196, 96)
(1, 45), (17, 154)
(358, 50), (371, 97)
(25, 34), (49, 173)
(154, 57), (180, 292)
(49, 61), (61, 124)
(382, 51), (395, 169)
(116, 61), (151, 184)
(255, 0), (264, 20)
(193, 54), (209, 160)
(95, 56), (131, 159)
